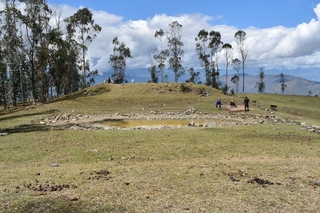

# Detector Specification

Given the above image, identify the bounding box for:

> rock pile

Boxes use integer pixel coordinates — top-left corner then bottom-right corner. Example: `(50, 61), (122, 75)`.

(38, 107), (320, 133)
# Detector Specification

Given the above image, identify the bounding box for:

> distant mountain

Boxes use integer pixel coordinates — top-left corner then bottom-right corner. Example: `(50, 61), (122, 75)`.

(95, 69), (320, 96)
(219, 74), (320, 95)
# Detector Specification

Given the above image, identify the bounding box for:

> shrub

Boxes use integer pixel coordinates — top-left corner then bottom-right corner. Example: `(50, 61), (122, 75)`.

(180, 83), (192, 93)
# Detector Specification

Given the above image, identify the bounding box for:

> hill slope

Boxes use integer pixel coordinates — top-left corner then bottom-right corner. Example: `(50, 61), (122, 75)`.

(97, 69), (320, 95)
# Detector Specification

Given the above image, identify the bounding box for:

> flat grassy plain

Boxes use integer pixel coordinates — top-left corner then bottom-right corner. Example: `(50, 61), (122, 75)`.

(1, 83), (320, 212)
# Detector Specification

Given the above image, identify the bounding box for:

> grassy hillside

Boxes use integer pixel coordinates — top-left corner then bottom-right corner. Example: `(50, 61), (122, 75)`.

(1, 83), (320, 212)
(1, 83), (320, 128)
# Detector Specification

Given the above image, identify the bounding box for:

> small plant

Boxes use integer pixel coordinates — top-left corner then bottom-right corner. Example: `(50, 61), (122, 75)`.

(197, 87), (206, 95)
(180, 83), (192, 93)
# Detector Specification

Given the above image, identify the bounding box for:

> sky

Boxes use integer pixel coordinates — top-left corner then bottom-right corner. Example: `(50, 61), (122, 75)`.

(16, 1), (320, 81)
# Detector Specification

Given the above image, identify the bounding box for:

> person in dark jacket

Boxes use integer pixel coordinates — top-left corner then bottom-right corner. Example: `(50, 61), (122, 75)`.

(244, 97), (249, 112)
(216, 99), (222, 109)
(230, 100), (237, 107)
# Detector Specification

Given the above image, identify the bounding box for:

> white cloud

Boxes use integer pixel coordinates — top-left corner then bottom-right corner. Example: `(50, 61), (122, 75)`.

(1, 2), (320, 80)
(84, 3), (320, 77)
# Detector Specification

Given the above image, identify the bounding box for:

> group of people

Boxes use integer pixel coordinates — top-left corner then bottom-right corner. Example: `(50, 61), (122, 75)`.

(104, 77), (135, 84)
(216, 96), (250, 112)
(104, 77), (113, 84)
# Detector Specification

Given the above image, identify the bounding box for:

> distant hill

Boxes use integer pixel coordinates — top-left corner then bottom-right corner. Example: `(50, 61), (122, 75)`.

(96, 69), (320, 96)
(219, 74), (320, 95)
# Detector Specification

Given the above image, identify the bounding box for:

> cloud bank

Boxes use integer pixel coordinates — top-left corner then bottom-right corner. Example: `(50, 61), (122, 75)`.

(81, 3), (320, 79)
(2, 2), (320, 81)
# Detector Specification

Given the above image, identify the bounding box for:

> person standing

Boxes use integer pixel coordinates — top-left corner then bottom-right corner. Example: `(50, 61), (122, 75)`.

(244, 97), (249, 112)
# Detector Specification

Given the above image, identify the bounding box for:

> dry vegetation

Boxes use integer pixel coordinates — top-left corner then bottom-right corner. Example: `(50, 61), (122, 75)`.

(1, 83), (320, 213)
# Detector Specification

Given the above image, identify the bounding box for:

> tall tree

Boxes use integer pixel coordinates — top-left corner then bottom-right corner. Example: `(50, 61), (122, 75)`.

(222, 43), (232, 90)
(148, 65), (158, 83)
(1, 0), (22, 106)
(167, 21), (185, 82)
(154, 29), (168, 83)
(280, 72), (286, 95)
(256, 67), (265, 93)
(195, 29), (222, 87)
(0, 47), (8, 109)
(148, 49), (158, 83)
(209, 31), (223, 88)
(109, 37), (132, 84)
(234, 30), (248, 93)
(186, 67), (200, 84)
(195, 29), (211, 85)
(231, 58), (241, 94)
(17, 0), (53, 103)
(64, 7), (101, 89)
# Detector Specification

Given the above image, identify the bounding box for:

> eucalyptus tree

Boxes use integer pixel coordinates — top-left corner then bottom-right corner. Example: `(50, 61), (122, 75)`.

(195, 29), (222, 88)
(63, 17), (81, 94)
(167, 21), (185, 82)
(64, 7), (101, 89)
(48, 28), (72, 97)
(280, 72), (286, 95)
(16, 0), (53, 102)
(195, 29), (211, 85)
(186, 67), (200, 84)
(231, 58), (241, 94)
(222, 43), (233, 90)
(154, 29), (168, 83)
(0, 48), (8, 109)
(148, 65), (158, 83)
(1, 0), (22, 106)
(256, 67), (265, 93)
(148, 49), (159, 83)
(109, 37), (132, 84)
(208, 31), (223, 89)
(234, 30), (248, 93)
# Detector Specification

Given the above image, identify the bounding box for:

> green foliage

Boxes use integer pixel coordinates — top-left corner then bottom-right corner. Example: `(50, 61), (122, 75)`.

(179, 83), (192, 93)
(154, 29), (169, 83)
(256, 67), (265, 93)
(234, 30), (248, 93)
(195, 29), (222, 87)
(280, 72), (287, 95)
(186, 67), (200, 83)
(167, 21), (185, 82)
(148, 65), (158, 83)
(109, 37), (132, 84)
(64, 7), (101, 89)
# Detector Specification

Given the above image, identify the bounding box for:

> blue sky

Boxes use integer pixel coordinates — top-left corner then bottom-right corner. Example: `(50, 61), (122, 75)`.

(49, 0), (318, 28)
(41, 1), (320, 82)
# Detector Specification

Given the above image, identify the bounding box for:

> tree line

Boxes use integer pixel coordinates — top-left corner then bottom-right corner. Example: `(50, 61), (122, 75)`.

(113, 20), (250, 94)
(0, 0), (101, 109)
(0, 1), (288, 110)
(115, 21), (287, 95)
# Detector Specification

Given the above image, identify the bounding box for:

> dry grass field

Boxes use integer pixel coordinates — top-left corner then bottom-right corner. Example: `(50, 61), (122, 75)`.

(1, 83), (320, 212)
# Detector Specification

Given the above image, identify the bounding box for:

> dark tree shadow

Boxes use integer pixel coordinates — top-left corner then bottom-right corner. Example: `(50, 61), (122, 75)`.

(0, 109), (59, 122)
(0, 123), (66, 134)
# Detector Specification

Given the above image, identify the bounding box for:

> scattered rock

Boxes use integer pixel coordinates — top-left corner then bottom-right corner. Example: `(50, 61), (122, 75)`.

(70, 196), (80, 201)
